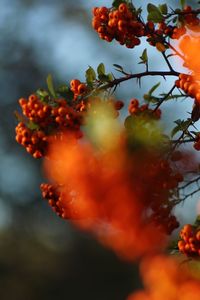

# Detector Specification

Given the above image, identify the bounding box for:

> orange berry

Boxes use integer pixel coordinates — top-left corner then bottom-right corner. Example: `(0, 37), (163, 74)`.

(183, 81), (191, 92)
(28, 94), (37, 102)
(92, 7), (100, 17)
(78, 83), (87, 95)
(178, 240), (185, 252)
(196, 93), (200, 103)
(194, 142), (200, 151)
(118, 3), (128, 14)
(156, 42), (166, 52)
(58, 107), (67, 116)
(70, 79), (81, 91)
(114, 100), (124, 110)
(188, 83), (197, 97)
(19, 98), (27, 106)
(196, 231), (200, 241)
(92, 18), (101, 30)
(33, 150), (42, 159)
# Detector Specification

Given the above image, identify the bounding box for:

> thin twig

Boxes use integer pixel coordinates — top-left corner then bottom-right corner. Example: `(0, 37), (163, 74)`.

(153, 84), (176, 111)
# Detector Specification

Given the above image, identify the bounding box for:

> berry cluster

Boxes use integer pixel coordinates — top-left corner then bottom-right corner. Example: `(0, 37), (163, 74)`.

(145, 159), (182, 234)
(128, 98), (161, 119)
(40, 183), (66, 218)
(40, 183), (81, 220)
(183, 5), (200, 29)
(15, 93), (84, 158)
(159, 22), (186, 40)
(15, 122), (47, 158)
(178, 224), (200, 257)
(92, 4), (144, 48)
(145, 21), (186, 50)
(152, 213), (179, 235)
(175, 74), (200, 102)
(193, 133), (200, 151)
(70, 79), (87, 100)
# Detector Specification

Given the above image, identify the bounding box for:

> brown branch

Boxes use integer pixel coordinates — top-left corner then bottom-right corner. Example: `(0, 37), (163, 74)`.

(170, 120), (193, 153)
(171, 138), (195, 144)
(180, 175), (200, 190)
(98, 70), (179, 91)
(165, 42), (185, 61)
(165, 9), (200, 19)
(153, 84), (176, 111)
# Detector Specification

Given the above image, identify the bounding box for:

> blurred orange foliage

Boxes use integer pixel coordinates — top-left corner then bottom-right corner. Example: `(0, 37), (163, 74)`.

(127, 255), (200, 300)
(44, 132), (168, 260)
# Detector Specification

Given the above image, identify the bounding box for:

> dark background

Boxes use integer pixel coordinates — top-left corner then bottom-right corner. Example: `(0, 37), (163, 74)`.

(0, 0), (198, 299)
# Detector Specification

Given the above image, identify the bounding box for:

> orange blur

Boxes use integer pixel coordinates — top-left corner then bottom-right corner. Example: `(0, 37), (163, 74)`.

(44, 133), (167, 261)
(179, 35), (200, 79)
(127, 255), (200, 300)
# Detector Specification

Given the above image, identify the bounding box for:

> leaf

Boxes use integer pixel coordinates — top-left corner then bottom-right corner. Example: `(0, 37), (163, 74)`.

(124, 115), (135, 130)
(174, 119), (182, 125)
(139, 48), (148, 64)
(172, 16), (178, 24)
(192, 102), (200, 122)
(147, 3), (159, 13)
(57, 85), (74, 101)
(171, 125), (181, 138)
(144, 93), (160, 104)
(36, 89), (49, 98)
(147, 11), (163, 23)
(46, 74), (56, 98)
(148, 82), (161, 95)
(180, 0), (186, 9)
(112, 0), (125, 8)
(85, 66), (96, 85)
(97, 63), (105, 76)
(147, 4), (163, 22)
(98, 73), (113, 82)
(180, 119), (191, 130)
(14, 111), (27, 123)
(158, 4), (168, 14)
(107, 73), (113, 82)
(159, 94), (184, 101)
(27, 121), (40, 130)
(194, 215), (200, 228)
(113, 64), (124, 72)
(171, 119), (191, 137)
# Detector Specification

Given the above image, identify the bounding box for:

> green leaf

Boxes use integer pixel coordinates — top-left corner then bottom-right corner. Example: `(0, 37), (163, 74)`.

(36, 89), (49, 98)
(194, 215), (200, 228)
(46, 74), (56, 98)
(85, 66), (96, 85)
(14, 111), (27, 123)
(124, 115), (135, 130)
(148, 82), (161, 95)
(180, 0), (186, 9)
(113, 64), (124, 72)
(27, 121), (40, 130)
(147, 11), (163, 23)
(57, 85), (74, 101)
(97, 63), (105, 76)
(158, 4), (168, 14)
(139, 48), (148, 64)
(159, 93), (184, 101)
(107, 73), (113, 82)
(172, 16), (178, 24)
(147, 4), (163, 22)
(98, 73), (113, 82)
(171, 125), (181, 138)
(144, 95), (159, 104)
(147, 3), (159, 13)
(112, 0), (126, 8)
(171, 119), (191, 137)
